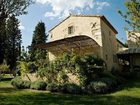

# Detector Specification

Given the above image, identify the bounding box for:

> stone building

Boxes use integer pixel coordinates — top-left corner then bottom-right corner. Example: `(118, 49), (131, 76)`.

(38, 14), (124, 70)
(117, 31), (140, 69)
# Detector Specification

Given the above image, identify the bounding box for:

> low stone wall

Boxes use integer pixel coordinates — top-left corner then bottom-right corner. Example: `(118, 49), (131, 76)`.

(22, 73), (39, 82)
(22, 73), (80, 85)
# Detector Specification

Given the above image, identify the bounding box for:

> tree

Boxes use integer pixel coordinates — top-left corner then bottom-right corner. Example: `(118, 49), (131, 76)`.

(0, 0), (33, 16)
(118, 0), (140, 31)
(0, 0), (33, 64)
(118, 0), (140, 46)
(0, 11), (6, 64)
(6, 15), (22, 70)
(29, 22), (47, 61)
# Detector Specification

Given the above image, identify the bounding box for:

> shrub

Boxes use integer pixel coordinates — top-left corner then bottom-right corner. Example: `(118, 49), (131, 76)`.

(27, 62), (38, 73)
(0, 64), (9, 72)
(0, 64), (9, 79)
(87, 76), (118, 94)
(11, 77), (31, 89)
(46, 83), (60, 92)
(99, 77), (118, 88)
(87, 81), (108, 94)
(76, 55), (106, 86)
(100, 72), (117, 80)
(11, 77), (22, 89)
(23, 81), (31, 88)
(31, 81), (47, 90)
(60, 83), (82, 94)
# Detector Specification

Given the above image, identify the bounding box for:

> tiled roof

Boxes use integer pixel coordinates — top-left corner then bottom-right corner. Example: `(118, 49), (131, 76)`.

(117, 47), (140, 55)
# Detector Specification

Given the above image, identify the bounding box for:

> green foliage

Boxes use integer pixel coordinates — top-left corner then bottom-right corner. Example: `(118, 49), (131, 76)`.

(60, 83), (82, 94)
(0, 0), (33, 16)
(29, 22), (47, 61)
(0, 0), (32, 64)
(36, 52), (106, 94)
(88, 81), (108, 94)
(37, 53), (105, 87)
(11, 77), (31, 89)
(30, 81), (47, 90)
(46, 83), (60, 92)
(76, 55), (106, 86)
(17, 61), (29, 77)
(37, 53), (78, 83)
(87, 76), (118, 94)
(37, 62), (59, 83)
(0, 63), (9, 80)
(0, 64), (9, 72)
(58, 71), (69, 84)
(22, 80), (31, 88)
(6, 15), (22, 70)
(1, 76), (140, 105)
(0, 13), (6, 64)
(27, 62), (38, 73)
(99, 72), (119, 83)
(98, 77), (118, 88)
(118, 0), (140, 31)
(17, 61), (38, 77)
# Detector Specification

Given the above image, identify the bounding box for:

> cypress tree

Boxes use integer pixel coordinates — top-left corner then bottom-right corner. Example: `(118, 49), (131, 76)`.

(6, 15), (22, 70)
(0, 0), (32, 64)
(29, 22), (47, 61)
(0, 11), (6, 64)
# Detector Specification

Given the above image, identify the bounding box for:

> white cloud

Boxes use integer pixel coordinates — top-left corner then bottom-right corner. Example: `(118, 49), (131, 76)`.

(36, 0), (110, 18)
(95, 1), (110, 13)
(19, 22), (25, 30)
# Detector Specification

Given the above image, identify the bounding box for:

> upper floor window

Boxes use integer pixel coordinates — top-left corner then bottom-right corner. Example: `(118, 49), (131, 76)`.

(50, 33), (53, 38)
(68, 26), (74, 34)
(106, 54), (108, 61)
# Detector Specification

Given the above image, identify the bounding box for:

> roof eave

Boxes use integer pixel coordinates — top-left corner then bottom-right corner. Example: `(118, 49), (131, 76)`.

(101, 16), (118, 34)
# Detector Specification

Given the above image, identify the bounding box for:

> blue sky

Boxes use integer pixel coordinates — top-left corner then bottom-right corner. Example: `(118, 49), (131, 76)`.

(18, 0), (127, 47)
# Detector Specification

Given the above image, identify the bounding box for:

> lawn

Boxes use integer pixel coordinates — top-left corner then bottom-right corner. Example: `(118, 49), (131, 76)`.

(0, 77), (140, 105)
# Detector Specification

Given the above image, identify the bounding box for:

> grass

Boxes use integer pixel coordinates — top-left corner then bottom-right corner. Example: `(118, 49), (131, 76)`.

(0, 77), (140, 105)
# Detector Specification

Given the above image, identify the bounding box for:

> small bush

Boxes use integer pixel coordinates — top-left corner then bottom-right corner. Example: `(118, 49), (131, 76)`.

(46, 83), (60, 92)
(88, 81), (108, 94)
(23, 81), (31, 88)
(11, 77), (21, 87)
(31, 81), (47, 90)
(11, 77), (31, 89)
(99, 77), (117, 87)
(0, 64), (9, 72)
(60, 83), (82, 94)
(87, 77), (118, 94)
(100, 72), (117, 81)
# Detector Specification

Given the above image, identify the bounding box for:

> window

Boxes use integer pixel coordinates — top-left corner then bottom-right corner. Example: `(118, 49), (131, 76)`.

(50, 33), (53, 38)
(106, 54), (108, 60)
(68, 26), (74, 34)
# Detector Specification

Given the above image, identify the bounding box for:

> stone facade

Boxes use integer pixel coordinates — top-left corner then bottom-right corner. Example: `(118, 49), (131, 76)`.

(126, 31), (140, 67)
(46, 15), (120, 71)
